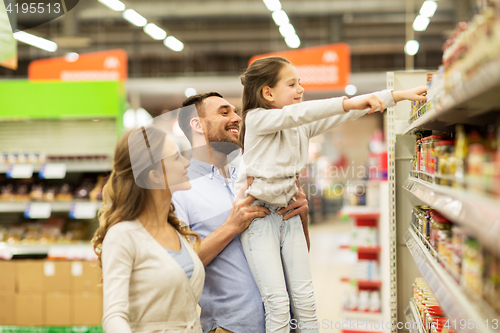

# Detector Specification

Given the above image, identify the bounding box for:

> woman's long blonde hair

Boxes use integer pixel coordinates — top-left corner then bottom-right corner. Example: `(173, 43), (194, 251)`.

(92, 128), (200, 269)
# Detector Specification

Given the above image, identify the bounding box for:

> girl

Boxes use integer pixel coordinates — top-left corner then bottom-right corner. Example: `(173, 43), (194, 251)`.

(92, 125), (205, 333)
(238, 56), (426, 333)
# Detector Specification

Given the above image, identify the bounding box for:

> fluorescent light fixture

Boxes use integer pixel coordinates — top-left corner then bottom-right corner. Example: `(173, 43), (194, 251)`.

(65, 52), (79, 62)
(263, 0), (281, 12)
(13, 31), (57, 52)
(144, 23), (167, 40)
(184, 87), (197, 98)
(98, 0), (125, 11)
(284, 34), (300, 48)
(136, 108), (153, 127)
(272, 10), (289, 26)
(123, 109), (136, 129)
(279, 23), (295, 38)
(404, 40), (420, 56)
(413, 15), (430, 31)
(164, 36), (184, 52)
(420, 0), (438, 18)
(345, 84), (357, 96)
(123, 9), (147, 27)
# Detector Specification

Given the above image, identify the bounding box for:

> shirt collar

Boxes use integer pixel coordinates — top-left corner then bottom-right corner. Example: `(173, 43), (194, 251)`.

(189, 158), (237, 179)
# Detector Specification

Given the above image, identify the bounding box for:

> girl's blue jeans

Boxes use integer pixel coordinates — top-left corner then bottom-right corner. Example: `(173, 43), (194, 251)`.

(241, 200), (319, 333)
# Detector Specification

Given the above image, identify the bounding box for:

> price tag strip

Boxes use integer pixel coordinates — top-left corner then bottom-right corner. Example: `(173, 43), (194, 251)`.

(39, 163), (67, 179)
(7, 164), (34, 179)
(70, 202), (98, 219)
(24, 203), (52, 219)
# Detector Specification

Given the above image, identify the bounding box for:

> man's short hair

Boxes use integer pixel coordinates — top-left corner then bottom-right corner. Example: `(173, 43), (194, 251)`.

(178, 92), (223, 145)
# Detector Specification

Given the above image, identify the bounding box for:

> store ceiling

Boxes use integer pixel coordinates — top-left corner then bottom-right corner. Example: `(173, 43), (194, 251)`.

(1, 0), (473, 112)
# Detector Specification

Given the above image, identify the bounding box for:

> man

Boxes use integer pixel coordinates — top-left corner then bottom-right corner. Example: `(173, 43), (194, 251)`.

(172, 92), (310, 333)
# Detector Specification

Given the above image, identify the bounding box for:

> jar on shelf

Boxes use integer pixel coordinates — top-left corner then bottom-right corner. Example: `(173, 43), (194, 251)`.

(421, 137), (430, 173)
(430, 210), (451, 252)
(434, 140), (455, 185)
(427, 135), (449, 175)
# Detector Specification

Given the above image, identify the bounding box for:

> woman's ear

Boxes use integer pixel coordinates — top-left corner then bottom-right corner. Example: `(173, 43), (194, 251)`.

(148, 169), (163, 185)
(190, 117), (204, 135)
(262, 86), (274, 103)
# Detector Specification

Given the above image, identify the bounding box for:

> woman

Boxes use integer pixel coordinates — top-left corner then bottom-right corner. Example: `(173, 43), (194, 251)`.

(92, 125), (204, 333)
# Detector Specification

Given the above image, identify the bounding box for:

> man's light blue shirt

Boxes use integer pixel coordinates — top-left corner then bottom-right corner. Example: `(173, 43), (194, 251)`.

(172, 158), (265, 333)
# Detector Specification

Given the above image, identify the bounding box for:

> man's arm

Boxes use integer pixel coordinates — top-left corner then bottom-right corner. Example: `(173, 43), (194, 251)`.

(277, 186), (310, 251)
(198, 195), (270, 266)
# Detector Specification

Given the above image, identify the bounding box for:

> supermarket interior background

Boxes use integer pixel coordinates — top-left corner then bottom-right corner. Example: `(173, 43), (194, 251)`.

(1, 0), (500, 332)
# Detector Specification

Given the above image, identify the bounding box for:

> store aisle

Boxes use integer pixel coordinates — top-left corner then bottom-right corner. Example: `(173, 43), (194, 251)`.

(309, 217), (357, 333)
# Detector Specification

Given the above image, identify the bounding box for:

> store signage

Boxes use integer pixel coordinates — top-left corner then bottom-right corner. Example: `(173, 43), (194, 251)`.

(24, 203), (52, 219)
(39, 163), (67, 179)
(7, 164), (34, 178)
(70, 202), (97, 219)
(0, 0), (17, 69)
(28, 49), (127, 81)
(249, 43), (350, 91)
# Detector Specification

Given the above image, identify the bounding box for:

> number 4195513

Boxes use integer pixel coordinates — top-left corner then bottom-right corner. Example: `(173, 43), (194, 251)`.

(6, 2), (61, 14)
(444, 319), (499, 330)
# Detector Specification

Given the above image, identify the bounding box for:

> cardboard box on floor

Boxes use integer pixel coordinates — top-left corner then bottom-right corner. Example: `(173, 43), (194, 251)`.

(0, 261), (16, 293)
(15, 293), (43, 326)
(44, 260), (72, 292)
(73, 291), (103, 326)
(45, 292), (72, 326)
(0, 292), (16, 325)
(16, 260), (44, 293)
(72, 261), (102, 293)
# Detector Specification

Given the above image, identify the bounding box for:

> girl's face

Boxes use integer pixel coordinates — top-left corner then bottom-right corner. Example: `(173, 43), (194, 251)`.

(267, 64), (305, 109)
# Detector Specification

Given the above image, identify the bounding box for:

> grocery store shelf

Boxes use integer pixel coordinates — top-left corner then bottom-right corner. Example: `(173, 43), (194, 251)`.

(402, 57), (500, 135)
(403, 176), (500, 257)
(340, 206), (380, 219)
(0, 326), (102, 333)
(0, 242), (97, 260)
(340, 311), (385, 333)
(341, 278), (382, 288)
(0, 201), (102, 213)
(340, 245), (381, 253)
(404, 299), (425, 333)
(405, 228), (498, 333)
(0, 161), (112, 174)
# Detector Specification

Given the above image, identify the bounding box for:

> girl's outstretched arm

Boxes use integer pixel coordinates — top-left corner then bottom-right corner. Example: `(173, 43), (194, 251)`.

(391, 86), (427, 103)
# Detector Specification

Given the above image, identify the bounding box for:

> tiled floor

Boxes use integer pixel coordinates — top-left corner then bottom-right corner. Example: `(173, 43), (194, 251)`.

(309, 216), (357, 333)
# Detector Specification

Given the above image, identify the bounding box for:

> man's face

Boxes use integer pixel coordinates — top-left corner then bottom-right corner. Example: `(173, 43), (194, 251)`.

(200, 97), (241, 149)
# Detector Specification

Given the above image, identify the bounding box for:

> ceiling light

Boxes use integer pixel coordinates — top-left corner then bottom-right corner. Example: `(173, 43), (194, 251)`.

(13, 31), (58, 52)
(144, 23), (167, 40)
(413, 15), (430, 31)
(123, 109), (136, 129)
(164, 36), (184, 52)
(279, 23), (295, 38)
(345, 85), (357, 96)
(420, 1), (438, 18)
(123, 9), (147, 27)
(272, 10), (289, 26)
(263, 0), (281, 12)
(98, 0), (125, 11)
(65, 52), (79, 62)
(184, 87), (197, 97)
(404, 40), (420, 56)
(284, 34), (300, 48)
(136, 108), (153, 127)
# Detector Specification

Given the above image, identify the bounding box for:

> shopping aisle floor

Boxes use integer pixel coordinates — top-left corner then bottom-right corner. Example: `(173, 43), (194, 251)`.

(309, 216), (357, 333)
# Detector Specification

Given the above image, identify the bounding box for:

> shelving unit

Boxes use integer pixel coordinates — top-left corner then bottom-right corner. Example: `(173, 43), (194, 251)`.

(401, 57), (500, 135)
(339, 182), (391, 333)
(0, 201), (102, 213)
(387, 66), (500, 332)
(404, 299), (425, 333)
(0, 161), (112, 174)
(403, 176), (500, 257)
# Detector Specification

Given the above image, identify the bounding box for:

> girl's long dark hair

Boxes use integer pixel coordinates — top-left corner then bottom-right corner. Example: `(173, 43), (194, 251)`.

(239, 56), (291, 151)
